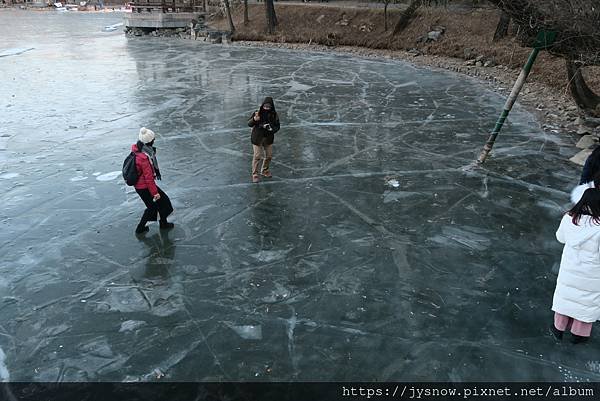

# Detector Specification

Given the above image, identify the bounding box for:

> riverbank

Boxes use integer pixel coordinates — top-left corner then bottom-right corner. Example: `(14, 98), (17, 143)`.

(210, 3), (600, 165)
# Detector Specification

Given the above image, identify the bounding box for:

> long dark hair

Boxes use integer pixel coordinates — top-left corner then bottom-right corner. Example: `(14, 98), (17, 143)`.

(584, 146), (600, 184)
(569, 187), (600, 225)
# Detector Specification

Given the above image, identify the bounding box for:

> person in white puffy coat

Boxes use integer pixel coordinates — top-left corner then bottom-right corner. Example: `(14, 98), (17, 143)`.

(552, 187), (600, 343)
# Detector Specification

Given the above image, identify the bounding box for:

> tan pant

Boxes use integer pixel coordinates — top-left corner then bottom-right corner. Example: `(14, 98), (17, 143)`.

(252, 144), (272, 175)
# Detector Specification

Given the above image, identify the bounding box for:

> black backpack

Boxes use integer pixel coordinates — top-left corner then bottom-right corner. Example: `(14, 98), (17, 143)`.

(122, 152), (139, 186)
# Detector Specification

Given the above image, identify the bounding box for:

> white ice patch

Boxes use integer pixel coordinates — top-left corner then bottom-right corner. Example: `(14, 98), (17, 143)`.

(216, 147), (244, 157)
(387, 179), (400, 188)
(0, 172), (19, 180)
(93, 172), (101, 176)
(103, 22), (123, 32)
(0, 47), (34, 58)
(395, 81), (417, 88)
(429, 226), (491, 251)
(226, 324), (262, 340)
(261, 283), (291, 303)
(585, 361), (600, 374)
(383, 190), (420, 203)
(536, 200), (563, 214)
(284, 81), (313, 96)
(423, 113), (435, 125)
(70, 176), (88, 182)
(96, 171), (121, 181)
(251, 249), (290, 263)
(384, 177), (400, 188)
(119, 320), (147, 332)
(0, 347), (9, 381)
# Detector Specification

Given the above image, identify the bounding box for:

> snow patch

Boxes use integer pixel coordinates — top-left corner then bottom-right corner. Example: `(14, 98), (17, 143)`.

(70, 176), (88, 182)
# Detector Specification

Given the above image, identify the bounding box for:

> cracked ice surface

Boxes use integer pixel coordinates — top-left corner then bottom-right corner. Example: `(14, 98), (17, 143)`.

(1, 10), (599, 382)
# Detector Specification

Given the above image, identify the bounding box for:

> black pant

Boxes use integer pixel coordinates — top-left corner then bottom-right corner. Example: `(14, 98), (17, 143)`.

(136, 186), (173, 223)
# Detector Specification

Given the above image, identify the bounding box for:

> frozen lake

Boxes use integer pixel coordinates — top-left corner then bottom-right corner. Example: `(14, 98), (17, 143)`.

(1, 9), (598, 382)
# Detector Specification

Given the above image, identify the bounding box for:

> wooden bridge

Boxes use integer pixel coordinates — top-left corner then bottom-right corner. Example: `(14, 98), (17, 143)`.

(130, 0), (204, 13)
(125, 0), (204, 29)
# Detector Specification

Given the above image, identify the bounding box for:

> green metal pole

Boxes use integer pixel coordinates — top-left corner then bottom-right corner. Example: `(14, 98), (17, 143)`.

(477, 48), (540, 164)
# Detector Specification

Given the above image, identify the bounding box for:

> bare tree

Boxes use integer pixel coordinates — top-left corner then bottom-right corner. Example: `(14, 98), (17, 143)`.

(244, 0), (249, 25)
(492, 11), (511, 41)
(223, 0), (235, 33)
(392, 0), (422, 36)
(487, 0), (600, 112)
(566, 60), (600, 111)
(265, 0), (278, 34)
(486, 0), (600, 66)
(382, 0), (392, 32)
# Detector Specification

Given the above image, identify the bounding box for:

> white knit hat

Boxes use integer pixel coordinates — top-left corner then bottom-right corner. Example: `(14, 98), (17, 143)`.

(138, 127), (156, 144)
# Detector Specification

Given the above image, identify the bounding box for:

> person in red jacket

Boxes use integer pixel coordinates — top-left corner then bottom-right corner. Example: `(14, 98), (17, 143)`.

(133, 127), (174, 234)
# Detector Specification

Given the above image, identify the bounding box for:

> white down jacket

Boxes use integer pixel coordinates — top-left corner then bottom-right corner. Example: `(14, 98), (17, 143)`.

(552, 214), (600, 322)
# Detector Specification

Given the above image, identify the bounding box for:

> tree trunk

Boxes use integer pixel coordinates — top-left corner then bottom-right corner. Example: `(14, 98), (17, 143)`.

(265, 0), (278, 34)
(244, 0), (249, 25)
(223, 0), (235, 33)
(384, 3), (389, 32)
(566, 59), (600, 112)
(492, 11), (511, 41)
(392, 0), (422, 36)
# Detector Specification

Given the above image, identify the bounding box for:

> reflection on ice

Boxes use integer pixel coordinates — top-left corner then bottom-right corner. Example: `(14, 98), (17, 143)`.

(226, 324), (263, 340)
(0, 347), (9, 381)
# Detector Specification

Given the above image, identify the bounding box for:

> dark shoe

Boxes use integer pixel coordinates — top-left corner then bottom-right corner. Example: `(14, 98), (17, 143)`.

(261, 170), (272, 178)
(135, 225), (149, 234)
(550, 325), (563, 341)
(160, 221), (174, 230)
(571, 334), (589, 344)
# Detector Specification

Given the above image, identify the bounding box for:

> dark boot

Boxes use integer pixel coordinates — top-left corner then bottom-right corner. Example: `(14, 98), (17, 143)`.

(550, 325), (563, 341)
(136, 217), (149, 234)
(571, 334), (589, 344)
(135, 224), (149, 234)
(160, 220), (174, 230)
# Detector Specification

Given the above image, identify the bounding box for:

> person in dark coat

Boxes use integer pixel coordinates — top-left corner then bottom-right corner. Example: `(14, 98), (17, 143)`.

(132, 127), (174, 234)
(248, 97), (280, 183)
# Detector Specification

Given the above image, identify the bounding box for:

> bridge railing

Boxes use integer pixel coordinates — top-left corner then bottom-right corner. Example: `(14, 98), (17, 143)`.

(131, 0), (201, 13)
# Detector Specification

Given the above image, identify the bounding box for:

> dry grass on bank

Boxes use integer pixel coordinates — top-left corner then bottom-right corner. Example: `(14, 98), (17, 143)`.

(211, 4), (599, 95)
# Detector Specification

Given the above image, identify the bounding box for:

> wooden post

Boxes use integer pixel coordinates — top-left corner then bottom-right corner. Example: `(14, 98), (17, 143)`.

(477, 31), (556, 164)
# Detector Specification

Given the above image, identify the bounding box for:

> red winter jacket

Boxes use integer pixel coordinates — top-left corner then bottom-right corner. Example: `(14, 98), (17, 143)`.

(132, 144), (158, 196)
